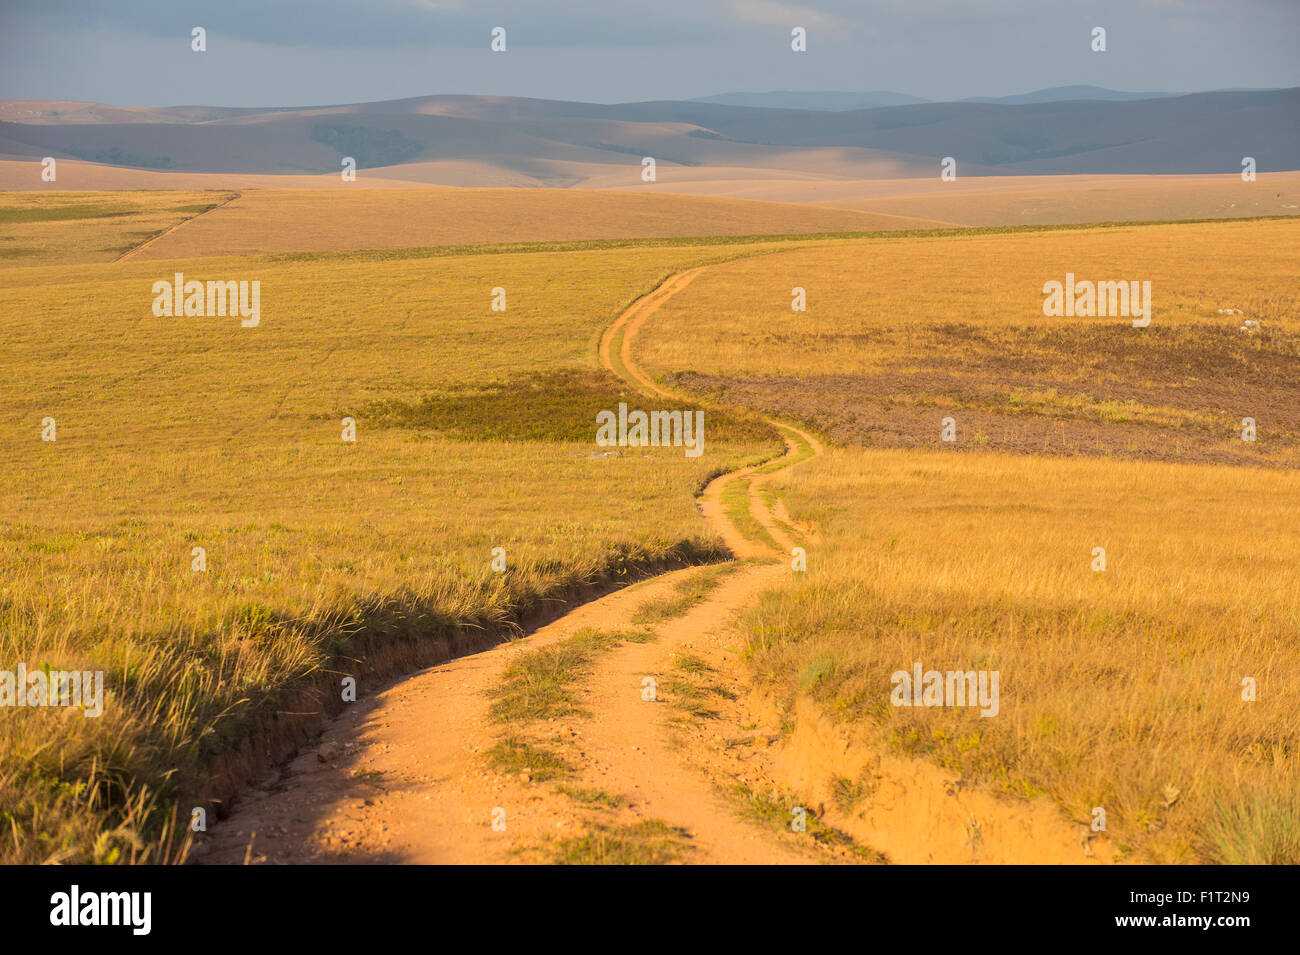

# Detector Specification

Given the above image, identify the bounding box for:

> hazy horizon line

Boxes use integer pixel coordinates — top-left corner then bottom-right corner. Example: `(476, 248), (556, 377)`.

(6, 83), (1297, 113)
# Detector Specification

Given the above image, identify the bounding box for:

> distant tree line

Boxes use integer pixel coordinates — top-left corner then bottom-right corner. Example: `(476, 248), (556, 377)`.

(310, 123), (423, 169)
(65, 146), (176, 169)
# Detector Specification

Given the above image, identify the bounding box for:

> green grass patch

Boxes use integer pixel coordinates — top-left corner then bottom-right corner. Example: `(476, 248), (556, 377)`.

(0, 204), (135, 224)
(721, 476), (781, 551)
(555, 786), (626, 809)
(356, 368), (777, 446)
(753, 426), (816, 475)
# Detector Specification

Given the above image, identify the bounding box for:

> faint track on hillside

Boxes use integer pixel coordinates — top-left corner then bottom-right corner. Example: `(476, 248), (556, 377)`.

(115, 191), (241, 262)
(599, 267), (824, 557)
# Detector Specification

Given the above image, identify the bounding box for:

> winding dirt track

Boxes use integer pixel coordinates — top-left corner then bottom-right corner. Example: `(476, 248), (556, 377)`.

(198, 267), (1107, 865)
(598, 267), (824, 558)
(198, 267), (829, 865)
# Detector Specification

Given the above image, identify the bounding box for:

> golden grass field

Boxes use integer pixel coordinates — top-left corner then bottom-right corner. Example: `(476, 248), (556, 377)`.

(822, 172), (1300, 226)
(638, 217), (1300, 467)
(0, 187), (946, 265)
(748, 448), (1300, 862)
(2, 183), (1297, 864)
(121, 189), (947, 259)
(0, 207), (788, 862)
(0, 190), (235, 266)
(623, 216), (1300, 861)
(644, 172), (1300, 226)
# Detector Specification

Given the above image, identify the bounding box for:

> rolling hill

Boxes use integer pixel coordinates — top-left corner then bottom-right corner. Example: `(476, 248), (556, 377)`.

(0, 88), (1295, 189)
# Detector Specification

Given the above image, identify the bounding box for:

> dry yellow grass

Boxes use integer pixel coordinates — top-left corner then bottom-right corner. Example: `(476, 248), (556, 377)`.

(615, 172), (1300, 226)
(641, 218), (1300, 361)
(0, 158), (546, 191)
(7, 181), (1296, 866)
(0, 190), (234, 267)
(832, 177), (1300, 226)
(636, 218), (1300, 467)
(123, 188), (945, 260)
(606, 220), (1300, 862)
(745, 446), (1300, 863)
(0, 238), (784, 862)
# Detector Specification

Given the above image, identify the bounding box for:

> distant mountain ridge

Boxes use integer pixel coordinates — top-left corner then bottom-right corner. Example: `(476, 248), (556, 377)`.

(693, 85), (1202, 111)
(1, 87), (1296, 183)
(691, 91), (929, 110)
(961, 85), (1184, 105)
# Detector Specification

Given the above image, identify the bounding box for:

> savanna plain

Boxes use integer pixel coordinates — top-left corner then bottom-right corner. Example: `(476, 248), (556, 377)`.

(2, 181), (1297, 865)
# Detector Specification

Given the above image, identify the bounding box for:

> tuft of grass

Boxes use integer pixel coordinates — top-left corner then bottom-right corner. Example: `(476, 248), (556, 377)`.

(491, 642), (598, 723)
(490, 628), (652, 723)
(551, 819), (693, 865)
(555, 786), (626, 809)
(831, 774), (875, 812)
(484, 735), (572, 782)
(660, 652), (738, 721)
(721, 477), (781, 551)
(1200, 791), (1300, 865)
(673, 653), (714, 675)
(662, 679), (721, 720)
(730, 785), (886, 863)
(630, 562), (741, 625)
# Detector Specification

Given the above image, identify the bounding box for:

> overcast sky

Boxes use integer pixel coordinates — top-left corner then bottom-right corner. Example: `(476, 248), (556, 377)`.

(1, 0), (1296, 107)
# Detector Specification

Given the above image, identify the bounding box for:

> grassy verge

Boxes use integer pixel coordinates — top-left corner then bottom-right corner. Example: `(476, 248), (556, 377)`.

(739, 445), (1300, 864)
(730, 785), (886, 863)
(1, 237), (783, 864)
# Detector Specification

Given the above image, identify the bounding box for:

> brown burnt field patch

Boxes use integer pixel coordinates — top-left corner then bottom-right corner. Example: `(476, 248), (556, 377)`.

(638, 218), (1300, 468)
(674, 320), (1300, 467)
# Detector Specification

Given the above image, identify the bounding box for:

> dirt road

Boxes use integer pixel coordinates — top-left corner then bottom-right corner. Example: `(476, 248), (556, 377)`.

(199, 267), (1106, 865)
(198, 266), (836, 864)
